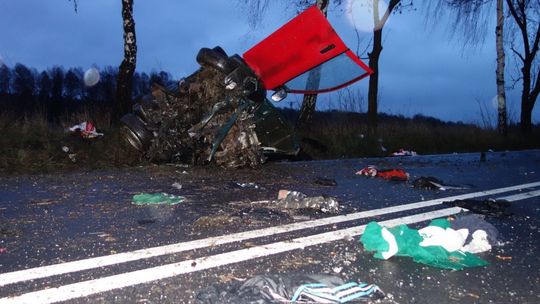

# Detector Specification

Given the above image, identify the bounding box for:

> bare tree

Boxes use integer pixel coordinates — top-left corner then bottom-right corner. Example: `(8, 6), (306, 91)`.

(367, 0), (405, 133)
(115, 0), (137, 119)
(441, 0), (508, 135)
(68, 0), (138, 120)
(496, 0), (507, 135)
(505, 0), (539, 135)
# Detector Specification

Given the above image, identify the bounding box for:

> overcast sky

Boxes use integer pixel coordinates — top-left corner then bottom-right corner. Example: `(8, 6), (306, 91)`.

(0, 0), (538, 125)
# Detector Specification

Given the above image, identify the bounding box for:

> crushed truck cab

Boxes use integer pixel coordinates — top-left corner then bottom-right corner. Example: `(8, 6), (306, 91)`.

(120, 6), (372, 168)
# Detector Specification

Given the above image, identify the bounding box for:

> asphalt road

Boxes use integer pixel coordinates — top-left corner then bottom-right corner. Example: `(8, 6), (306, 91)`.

(1, 150), (539, 303)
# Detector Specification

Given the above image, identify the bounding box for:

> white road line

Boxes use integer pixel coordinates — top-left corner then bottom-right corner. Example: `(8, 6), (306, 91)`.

(498, 189), (540, 202)
(0, 207), (465, 304)
(1, 181), (539, 287)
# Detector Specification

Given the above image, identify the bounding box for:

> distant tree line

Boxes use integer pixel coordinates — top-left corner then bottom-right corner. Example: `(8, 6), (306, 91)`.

(0, 63), (173, 123)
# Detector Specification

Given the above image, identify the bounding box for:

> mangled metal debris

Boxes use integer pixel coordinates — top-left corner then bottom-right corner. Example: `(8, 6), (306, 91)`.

(274, 190), (340, 214)
(120, 6), (372, 168)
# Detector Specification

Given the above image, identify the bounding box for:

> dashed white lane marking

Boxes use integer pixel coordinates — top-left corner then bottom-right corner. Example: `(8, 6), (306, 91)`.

(0, 207), (465, 304)
(1, 181), (539, 288)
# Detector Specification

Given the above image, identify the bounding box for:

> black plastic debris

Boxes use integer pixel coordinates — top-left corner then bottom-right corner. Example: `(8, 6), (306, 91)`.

(313, 177), (337, 187)
(412, 176), (470, 191)
(196, 273), (385, 304)
(443, 199), (512, 217)
(412, 176), (446, 190)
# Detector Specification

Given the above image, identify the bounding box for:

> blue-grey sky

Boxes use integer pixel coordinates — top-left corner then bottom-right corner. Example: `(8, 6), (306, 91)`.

(0, 0), (538, 125)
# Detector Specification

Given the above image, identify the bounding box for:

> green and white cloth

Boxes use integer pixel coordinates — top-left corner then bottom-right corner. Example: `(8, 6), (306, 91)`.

(360, 219), (489, 270)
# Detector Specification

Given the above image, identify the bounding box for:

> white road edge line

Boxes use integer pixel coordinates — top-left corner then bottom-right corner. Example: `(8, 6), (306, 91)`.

(1, 181), (539, 287)
(0, 207), (465, 304)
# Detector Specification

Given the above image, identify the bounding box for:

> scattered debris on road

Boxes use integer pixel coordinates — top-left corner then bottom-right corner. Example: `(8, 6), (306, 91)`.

(443, 199), (512, 217)
(274, 190), (339, 213)
(196, 273), (385, 303)
(412, 176), (470, 191)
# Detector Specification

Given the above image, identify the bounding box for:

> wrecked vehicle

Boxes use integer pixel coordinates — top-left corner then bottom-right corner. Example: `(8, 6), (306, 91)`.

(120, 6), (373, 168)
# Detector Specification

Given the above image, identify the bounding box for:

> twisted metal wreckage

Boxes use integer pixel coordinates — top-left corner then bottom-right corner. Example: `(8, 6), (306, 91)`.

(120, 6), (373, 168)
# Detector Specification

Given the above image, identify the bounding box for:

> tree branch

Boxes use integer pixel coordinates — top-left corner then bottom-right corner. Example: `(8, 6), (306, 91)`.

(506, 0), (531, 55)
(69, 0), (78, 13)
(530, 20), (540, 59)
(531, 67), (540, 105)
(511, 45), (526, 62)
(506, 0), (525, 30)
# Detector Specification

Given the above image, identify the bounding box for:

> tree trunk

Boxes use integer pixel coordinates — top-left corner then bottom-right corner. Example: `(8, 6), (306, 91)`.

(495, 0), (507, 136)
(367, 3), (382, 134)
(115, 0), (137, 120)
(296, 0), (328, 129)
(519, 57), (534, 135)
(367, 0), (400, 134)
(505, 0), (539, 136)
(521, 96), (533, 134)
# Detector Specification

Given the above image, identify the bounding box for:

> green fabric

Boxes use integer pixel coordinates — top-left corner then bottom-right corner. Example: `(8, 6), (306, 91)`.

(362, 222), (389, 259)
(132, 193), (184, 205)
(360, 220), (489, 270)
(428, 218), (451, 229)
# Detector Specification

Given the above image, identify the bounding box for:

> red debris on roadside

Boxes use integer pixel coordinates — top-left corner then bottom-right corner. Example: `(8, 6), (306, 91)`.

(68, 121), (104, 139)
(356, 166), (409, 181)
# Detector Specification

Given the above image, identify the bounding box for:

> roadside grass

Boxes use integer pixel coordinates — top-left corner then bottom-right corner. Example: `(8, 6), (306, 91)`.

(0, 112), (142, 174)
(0, 109), (538, 174)
(294, 110), (539, 159)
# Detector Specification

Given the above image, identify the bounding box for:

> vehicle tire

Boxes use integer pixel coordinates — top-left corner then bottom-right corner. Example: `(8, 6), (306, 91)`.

(132, 99), (157, 123)
(212, 46), (228, 57)
(120, 113), (153, 151)
(196, 47), (234, 74)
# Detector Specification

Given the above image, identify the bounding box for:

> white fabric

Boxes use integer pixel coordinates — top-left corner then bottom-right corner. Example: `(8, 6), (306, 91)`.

(418, 226), (469, 252)
(380, 227), (398, 259)
(461, 230), (492, 253)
